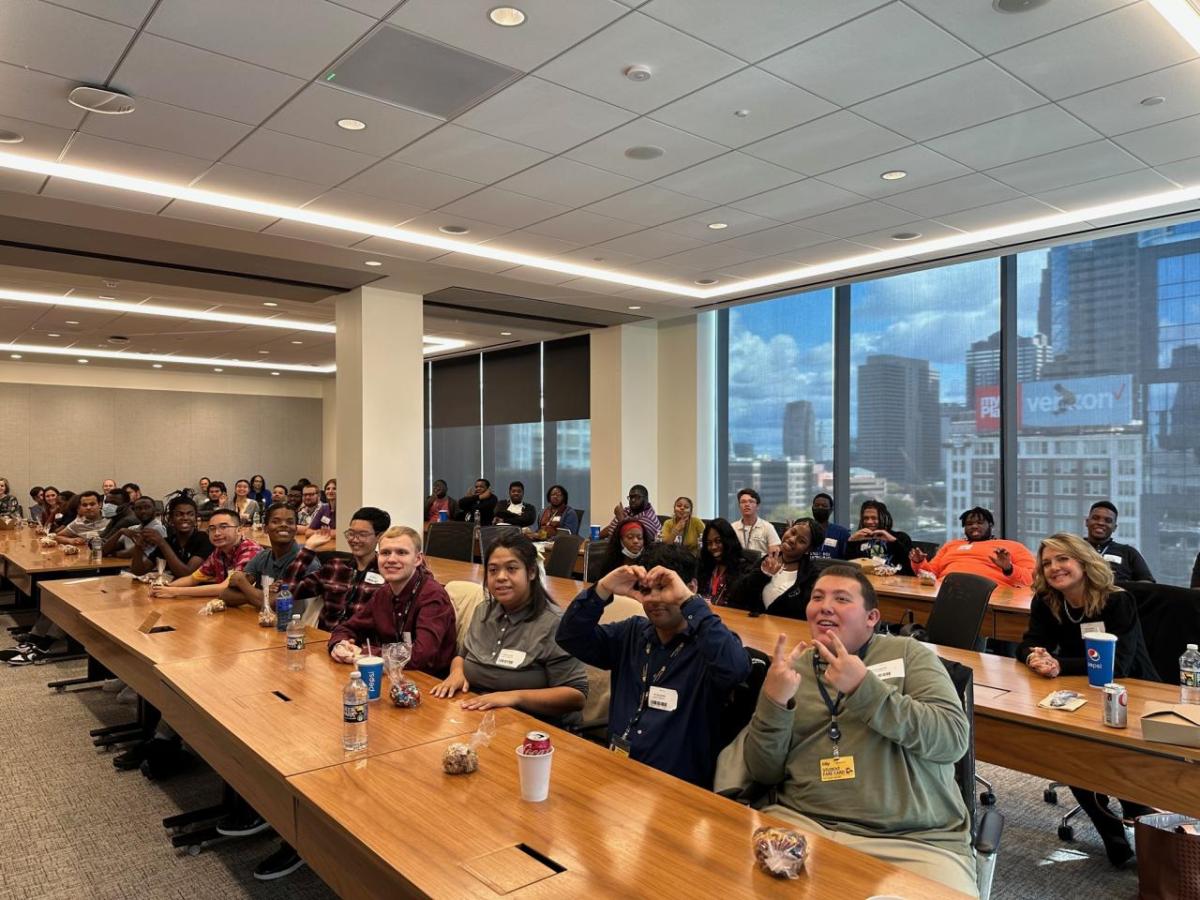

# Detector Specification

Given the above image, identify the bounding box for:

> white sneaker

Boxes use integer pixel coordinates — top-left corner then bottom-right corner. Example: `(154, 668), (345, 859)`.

(101, 679), (125, 693)
(116, 686), (138, 705)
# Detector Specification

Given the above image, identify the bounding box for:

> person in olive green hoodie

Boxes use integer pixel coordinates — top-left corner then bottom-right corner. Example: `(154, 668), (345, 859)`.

(743, 564), (977, 897)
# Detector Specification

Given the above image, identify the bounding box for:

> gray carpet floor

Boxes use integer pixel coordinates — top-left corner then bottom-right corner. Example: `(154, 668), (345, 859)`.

(0, 607), (1143, 900)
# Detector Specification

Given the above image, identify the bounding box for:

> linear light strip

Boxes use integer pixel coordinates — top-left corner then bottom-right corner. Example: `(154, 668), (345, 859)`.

(1, 342), (335, 372)
(1149, 0), (1200, 53)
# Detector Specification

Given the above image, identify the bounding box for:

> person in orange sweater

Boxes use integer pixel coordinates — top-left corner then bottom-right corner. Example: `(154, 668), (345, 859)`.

(909, 507), (1034, 588)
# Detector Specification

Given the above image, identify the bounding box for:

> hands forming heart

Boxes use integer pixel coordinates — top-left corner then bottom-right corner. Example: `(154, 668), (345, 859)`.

(598, 564), (691, 608)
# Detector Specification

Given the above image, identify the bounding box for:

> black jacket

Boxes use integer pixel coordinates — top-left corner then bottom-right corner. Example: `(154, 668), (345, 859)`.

(1017, 590), (1158, 681)
(493, 501), (536, 528)
(1090, 539), (1154, 583)
(843, 529), (914, 576)
(728, 557), (821, 620)
(458, 493), (498, 525)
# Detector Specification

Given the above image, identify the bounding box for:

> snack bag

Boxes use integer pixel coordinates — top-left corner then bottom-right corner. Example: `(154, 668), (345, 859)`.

(199, 598), (226, 616)
(752, 826), (807, 879)
(442, 710), (497, 775)
(383, 641), (420, 708)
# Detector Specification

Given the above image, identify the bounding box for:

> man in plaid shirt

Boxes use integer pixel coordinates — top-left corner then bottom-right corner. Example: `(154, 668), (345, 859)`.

(151, 509), (261, 599)
(286, 506), (390, 629)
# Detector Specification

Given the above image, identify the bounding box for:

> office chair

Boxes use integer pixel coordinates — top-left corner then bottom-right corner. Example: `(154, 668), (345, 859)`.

(572, 509), (585, 535)
(545, 534), (585, 580)
(911, 539), (940, 558)
(478, 524), (518, 559)
(741, 547), (762, 567)
(424, 521), (474, 562)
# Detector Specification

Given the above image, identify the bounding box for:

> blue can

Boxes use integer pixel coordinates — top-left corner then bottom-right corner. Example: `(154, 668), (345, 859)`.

(275, 588), (293, 632)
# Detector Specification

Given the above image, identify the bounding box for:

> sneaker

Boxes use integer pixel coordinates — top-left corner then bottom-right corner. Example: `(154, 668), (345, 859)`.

(116, 686), (137, 705)
(6, 646), (48, 666)
(215, 811), (270, 838)
(253, 844), (305, 881)
(139, 738), (193, 781)
(113, 740), (152, 771)
(101, 679), (125, 693)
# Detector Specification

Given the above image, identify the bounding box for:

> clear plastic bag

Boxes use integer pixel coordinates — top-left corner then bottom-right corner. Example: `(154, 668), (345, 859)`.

(442, 710), (497, 775)
(383, 641), (420, 708)
(752, 826), (807, 879)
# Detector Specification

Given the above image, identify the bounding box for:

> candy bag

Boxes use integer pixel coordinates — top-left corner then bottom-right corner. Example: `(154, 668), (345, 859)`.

(198, 598), (226, 616)
(442, 710), (497, 775)
(382, 641), (421, 707)
(752, 826), (807, 879)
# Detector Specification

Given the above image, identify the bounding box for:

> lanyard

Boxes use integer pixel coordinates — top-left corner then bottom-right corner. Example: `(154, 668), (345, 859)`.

(338, 560), (376, 623)
(811, 637), (871, 758)
(621, 635), (689, 740)
(390, 570), (423, 640)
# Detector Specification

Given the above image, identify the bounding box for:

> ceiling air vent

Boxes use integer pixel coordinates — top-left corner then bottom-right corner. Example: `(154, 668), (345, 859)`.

(68, 86), (136, 115)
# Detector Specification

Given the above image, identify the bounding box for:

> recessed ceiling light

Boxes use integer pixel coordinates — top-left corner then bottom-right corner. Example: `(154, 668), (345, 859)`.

(67, 86), (134, 115)
(891, 231), (922, 241)
(623, 64), (652, 82)
(1150, 0), (1200, 52)
(500, 331), (512, 336)
(992, 0), (1050, 10)
(364, 259), (383, 266)
(65, 319), (80, 325)
(152, 363), (162, 368)
(695, 278), (719, 286)
(1141, 95), (1166, 106)
(213, 367), (223, 372)
(627, 305), (642, 310)
(624, 145), (664, 160)
(271, 371), (281, 376)
(439, 225), (470, 235)
(263, 301), (278, 307)
(733, 109), (750, 118)
(291, 340), (303, 345)
(707, 222), (728, 230)
(880, 170), (907, 181)
(0, 130), (23, 144)
(488, 6), (526, 26)
(337, 118), (367, 131)
(9, 353), (21, 359)
(77, 358), (88, 364)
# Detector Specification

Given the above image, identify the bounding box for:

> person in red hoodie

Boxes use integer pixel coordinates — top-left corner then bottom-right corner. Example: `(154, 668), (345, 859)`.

(327, 524), (457, 675)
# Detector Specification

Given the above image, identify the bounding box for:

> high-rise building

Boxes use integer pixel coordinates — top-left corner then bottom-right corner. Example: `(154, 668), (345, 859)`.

(855, 355), (941, 483)
(965, 330), (1052, 402)
(782, 400), (815, 459)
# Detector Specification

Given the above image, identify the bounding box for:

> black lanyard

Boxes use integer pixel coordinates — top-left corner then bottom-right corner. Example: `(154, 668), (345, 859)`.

(390, 570), (424, 641)
(337, 560), (376, 623)
(812, 637), (871, 758)
(620, 635), (690, 740)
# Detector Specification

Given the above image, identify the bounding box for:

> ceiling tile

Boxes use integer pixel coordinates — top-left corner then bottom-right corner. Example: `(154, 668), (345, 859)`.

(52, 0), (156, 27)
(728, 178), (864, 222)
(388, 0), (626, 71)
(41, 179), (170, 214)
(1156, 155), (1200, 187)
(158, 200), (277, 231)
(991, 4), (1196, 101)
(1113, 115), (1200, 167)
(342, 158), (483, 207)
(431, 252), (513, 274)
(495, 158), (639, 207)
(525, 209), (641, 244)
(1058, 60), (1200, 138)
(648, 67), (836, 148)
(439, 187), (570, 229)
(61, 133), (213, 182)
(327, 0), (395, 16)
(0, 64), (85, 129)
(795, 201), (916, 238)
(815, 144), (970, 199)
(904, 0), (1133, 54)
(81, 97), (252, 160)
(655, 152), (800, 204)
(223, 129), (377, 186)
(392, 125), (549, 182)
(1036, 168), (1177, 213)
(0, 0), (133, 83)
(846, 219), (966, 251)
(260, 219), (365, 247)
(302, 189), (425, 225)
(264, 83), (441, 156)
(389, 211), (513, 243)
(536, 12), (742, 113)
(589, 226), (705, 259)
(657, 207), (781, 243)
(114, 34), (306, 124)
(925, 104), (1099, 171)
(852, 59), (1044, 142)
(761, 3), (977, 106)
(715, 223), (833, 255)
(191, 163), (328, 205)
(655, 242), (761, 270)
(641, 0), (889, 63)
(743, 110), (909, 176)
(488, 232), (582, 256)
(986, 140), (1146, 194)
(0, 115), (73, 159)
(455, 77), (635, 154)
(565, 119), (726, 179)
(934, 196), (1061, 233)
(0, 169), (48, 197)
(343, 236), (444, 261)
(491, 264), (581, 286)
(146, 0), (373, 78)
(583, 183), (715, 227)
(885, 173), (1021, 218)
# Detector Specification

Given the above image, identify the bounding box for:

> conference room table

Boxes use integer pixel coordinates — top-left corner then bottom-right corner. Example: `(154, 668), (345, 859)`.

(38, 573), (965, 899)
(0, 526), (129, 604)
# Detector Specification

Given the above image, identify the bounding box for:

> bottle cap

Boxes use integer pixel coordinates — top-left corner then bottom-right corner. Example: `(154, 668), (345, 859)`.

(291, 614), (300, 620)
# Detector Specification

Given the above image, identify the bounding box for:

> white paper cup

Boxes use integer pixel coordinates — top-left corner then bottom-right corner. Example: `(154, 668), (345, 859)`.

(515, 745), (554, 802)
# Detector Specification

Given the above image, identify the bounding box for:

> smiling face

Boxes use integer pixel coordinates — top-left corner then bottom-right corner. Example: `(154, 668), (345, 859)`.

(486, 546), (532, 609)
(198, 478), (210, 494)
(43, 488), (59, 508)
(324, 480), (336, 504)
(251, 475), (265, 492)
(102, 479), (116, 494)
(432, 480), (447, 498)
(780, 522), (812, 564)
(1040, 547), (1085, 596)
(302, 485), (320, 509)
(806, 574), (879, 653)
(170, 503), (197, 536)
(378, 534), (422, 588)
(861, 508), (880, 530)
(704, 528), (724, 559)
(1085, 507), (1116, 543)
(235, 480), (250, 498)
(345, 518), (380, 561)
(287, 487), (303, 509)
(266, 504), (297, 547)
(962, 512), (992, 542)
(207, 512), (240, 549)
(620, 526), (644, 557)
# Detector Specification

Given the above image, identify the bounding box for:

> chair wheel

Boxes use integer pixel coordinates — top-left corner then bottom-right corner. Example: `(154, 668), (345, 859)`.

(187, 844), (202, 856)
(979, 791), (996, 806)
(1044, 789), (1058, 804)
(1058, 825), (1074, 841)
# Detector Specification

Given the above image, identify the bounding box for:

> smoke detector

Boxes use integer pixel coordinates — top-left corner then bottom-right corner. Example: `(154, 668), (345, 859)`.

(68, 86), (136, 115)
(624, 65), (652, 82)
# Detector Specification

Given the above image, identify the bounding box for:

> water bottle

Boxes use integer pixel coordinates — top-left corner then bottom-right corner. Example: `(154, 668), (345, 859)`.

(89, 535), (102, 563)
(342, 671), (368, 751)
(286, 615), (305, 671)
(473, 509), (480, 525)
(252, 511), (261, 531)
(274, 586), (293, 632)
(1181, 644), (1200, 704)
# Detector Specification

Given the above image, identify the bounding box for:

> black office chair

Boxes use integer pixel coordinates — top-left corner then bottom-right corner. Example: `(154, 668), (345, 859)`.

(478, 524), (518, 559)
(424, 521), (474, 562)
(546, 534), (584, 580)
(770, 521), (789, 537)
(741, 547), (762, 567)
(911, 539), (940, 558)
(922, 573), (996, 650)
(572, 509), (585, 536)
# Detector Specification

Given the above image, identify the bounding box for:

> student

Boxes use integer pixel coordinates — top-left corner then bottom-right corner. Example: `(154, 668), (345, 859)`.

(105, 496), (166, 559)
(742, 565), (976, 896)
(734, 488), (779, 557)
(231, 479), (261, 524)
(286, 484), (304, 511)
(197, 476), (210, 497)
(697, 518), (751, 607)
(27, 486), (43, 522)
(0, 477), (21, 518)
(221, 503), (320, 609)
(38, 485), (62, 528)
(129, 495), (212, 577)
(431, 531), (587, 726)
(294, 483), (323, 529)
(121, 483), (142, 503)
(661, 496), (704, 556)
(102, 478), (117, 494)
(810, 493), (849, 559)
(1083, 501), (1154, 583)
(910, 506), (1035, 588)
(599, 484), (661, 541)
(149, 509), (260, 599)
(197, 481), (229, 515)
(327, 526), (456, 675)
(458, 478), (498, 525)
(291, 506), (390, 629)
(845, 500), (913, 575)
(492, 481), (536, 528)
(54, 490), (106, 545)
(248, 474), (271, 508)
(270, 483), (288, 505)
(424, 479), (459, 523)
(533, 483), (578, 537)
(557, 543), (751, 787)
(729, 519), (824, 619)
(315, 478), (336, 529)
(590, 520), (650, 583)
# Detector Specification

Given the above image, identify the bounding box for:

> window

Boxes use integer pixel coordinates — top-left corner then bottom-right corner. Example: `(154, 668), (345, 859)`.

(429, 355), (483, 500)
(1026, 497), (1049, 513)
(1054, 479), (1077, 495)
(1023, 479), (1047, 494)
(1118, 459), (1136, 475)
(1022, 460), (1049, 475)
(1053, 460), (1078, 475)
(1083, 460), (1109, 476)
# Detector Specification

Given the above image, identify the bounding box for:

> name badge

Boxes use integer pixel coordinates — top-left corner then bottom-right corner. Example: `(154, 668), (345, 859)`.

(1080, 621), (1105, 636)
(496, 648), (526, 668)
(822, 537), (838, 548)
(609, 736), (631, 757)
(819, 755), (856, 781)
(364, 572), (384, 585)
(320, 516), (330, 526)
(860, 542), (870, 552)
(867, 658), (906, 680)
(647, 686), (678, 711)
(957, 543), (974, 551)
(1102, 553), (1122, 564)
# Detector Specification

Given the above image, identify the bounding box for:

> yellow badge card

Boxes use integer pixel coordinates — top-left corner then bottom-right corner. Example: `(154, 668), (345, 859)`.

(819, 755), (856, 782)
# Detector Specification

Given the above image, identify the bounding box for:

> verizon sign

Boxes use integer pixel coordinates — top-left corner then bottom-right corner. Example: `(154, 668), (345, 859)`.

(974, 375), (1134, 432)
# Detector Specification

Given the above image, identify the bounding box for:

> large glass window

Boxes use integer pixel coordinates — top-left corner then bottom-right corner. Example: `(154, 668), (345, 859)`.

(429, 355), (483, 501)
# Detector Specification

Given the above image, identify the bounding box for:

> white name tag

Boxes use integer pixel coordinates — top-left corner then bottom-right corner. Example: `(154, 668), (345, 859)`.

(648, 686), (678, 711)
(1102, 553), (1122, 564)
(1080, 621), (1105, 636)
(320, 516), (331, 526)
(496, 648), (527, 668)
(957, 543), (974, 551)
(823, 537), (838, 548)
(860, 542), (870, 552)
(868, 658), (906, 680)
(364, 572), (384, 585)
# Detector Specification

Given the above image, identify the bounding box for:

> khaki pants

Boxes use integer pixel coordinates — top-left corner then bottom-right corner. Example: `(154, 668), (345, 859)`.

(764, 805), (980, 898)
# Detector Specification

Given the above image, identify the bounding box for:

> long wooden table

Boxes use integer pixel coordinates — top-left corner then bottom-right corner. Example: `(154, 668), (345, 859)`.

(0, 529), (129, 599)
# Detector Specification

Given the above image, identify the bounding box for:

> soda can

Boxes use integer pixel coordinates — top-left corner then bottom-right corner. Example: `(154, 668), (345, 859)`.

(1102, 682), (1128, 728)
(522, 731), (552, 756)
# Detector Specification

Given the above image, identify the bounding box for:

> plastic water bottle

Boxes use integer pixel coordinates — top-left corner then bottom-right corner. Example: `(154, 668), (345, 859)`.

(252, 511), (261, 531)
(1181, 644), (1200, 704)
(274, 586), (293, 632)
(342, 671), (368, 751)
(89, 535), (102, 563)
(286, 615), (305, 671)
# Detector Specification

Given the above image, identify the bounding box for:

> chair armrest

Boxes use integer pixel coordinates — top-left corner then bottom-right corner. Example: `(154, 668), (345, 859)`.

(716, 782), (774, 809)
(974, 808), (1004, 855)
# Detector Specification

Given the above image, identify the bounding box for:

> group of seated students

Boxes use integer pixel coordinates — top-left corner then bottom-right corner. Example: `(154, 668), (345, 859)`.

(0, 472), (1185, 893)
(423, 478), (581, 537)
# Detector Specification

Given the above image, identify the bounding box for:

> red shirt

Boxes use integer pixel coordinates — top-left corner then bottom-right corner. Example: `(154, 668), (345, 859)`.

(194, 538), (261, 583)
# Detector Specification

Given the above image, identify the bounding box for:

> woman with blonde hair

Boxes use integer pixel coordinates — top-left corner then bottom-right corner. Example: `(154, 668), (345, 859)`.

(1017, 531), (1157, 867)
(0, 477), (21, 518)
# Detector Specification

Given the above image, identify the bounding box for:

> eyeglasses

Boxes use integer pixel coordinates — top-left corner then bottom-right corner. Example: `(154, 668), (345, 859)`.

(208, 523), (237, 533)
(344, 529), (375, 541)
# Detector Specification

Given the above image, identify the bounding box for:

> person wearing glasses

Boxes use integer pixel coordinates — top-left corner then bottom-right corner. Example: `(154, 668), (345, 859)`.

(150, 509), (260, 598)
(290, 506), (391, 629)
(599, 484), (661, 541)
(733, 488), (780, 558)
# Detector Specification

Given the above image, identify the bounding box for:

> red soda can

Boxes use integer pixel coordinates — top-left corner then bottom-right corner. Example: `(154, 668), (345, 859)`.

(522, 731), (552, 755)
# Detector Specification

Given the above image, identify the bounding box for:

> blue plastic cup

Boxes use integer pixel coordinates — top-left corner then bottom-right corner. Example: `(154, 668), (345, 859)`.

(1084, 633), (1117, 688)
(438, 509), (448, 522)
(355, 656), (384, 700)
(589, 525), (600, 541)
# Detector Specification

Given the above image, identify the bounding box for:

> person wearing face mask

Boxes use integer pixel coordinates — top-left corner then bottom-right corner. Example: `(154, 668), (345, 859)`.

(910, 506), (1035, 588)
(660, 496), (705, 556)
(590, 520), (650, 582)
(492, 481), (537, 528)
(729, 518), (825, 619)
(845, 500), (913, 574)
(810, 493), (849, 559)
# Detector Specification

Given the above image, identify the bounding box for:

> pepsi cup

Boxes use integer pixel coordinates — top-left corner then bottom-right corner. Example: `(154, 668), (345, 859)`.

(589, 525), (600, 541)
(438, 510), (448, 522)
(1084, 632), (1117, 688)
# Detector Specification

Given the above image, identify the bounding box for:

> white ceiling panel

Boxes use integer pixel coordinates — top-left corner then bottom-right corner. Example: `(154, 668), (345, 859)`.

(934, 196), (1061, 233)
(439, 187), (570, 229)
(588, 227), (704, 259)
(81, 97), (252, 160)
(795, 200), (916, 239)
(1036, 168), (1177, 213)
(743, 110), (909, 177)
(495, 158), (639, 207)
(191, 163), (328, 205)
(762, 3), (977, 107)
(655, 152), (800, 205)
(260, 219), (366, 247)
(0, 0), (133, 84)
(564, 119), (725, 180)
(0, 115), (73, 159)
(904, 0), (1134, 54)
(991, 3), (1196, 101)
(51, 0), (155, 26)
(40, 179), (169, 213)
(455, 77), (634, 154)
(223, 129), (377, 187)
(429, 251), (512, 274)
(0, 63), (86, 129)
(525, 209), (641, 244)
(487, 232), (581, 256)
(343, 235), (444, 261)
(816, 144), (970, 199)
(986, 140), (1146, 194)
(1058, 60), (1200, 138)
(583, 184), (713, 227)
(1155, 155), (1200, 187)
(885, 173), (1021, 218)
(158, 199), (278, 231)
(391, 125), (549, 183)
(398, 212), (511, 244)
(728, 178), (864, 222)
(113, 34), (306, 125)
(847, 219), (966, 251)
(327, 0), (395, 16)
(1113, 115), (1200, 167)
(0, 168), (48, 194)
(641, 0), (889, 64)
(342, 158), (483, 208)
(387, 0), (627, 71)
(648, 67), (836, 148)
(657, 207), (781, 243)
(715, 223), (833, 255)
(655, 241), (761, 271)
(146, 0), (373, 78)
(536, 12), (742, 113)
(491, 265), (577, 285)
(302, 189), (425, 225)
(264, 83), (441, 156)
(925, 104), (1099, 171)
(61, 133), (213, 182)
(852, 59), (1045, 142)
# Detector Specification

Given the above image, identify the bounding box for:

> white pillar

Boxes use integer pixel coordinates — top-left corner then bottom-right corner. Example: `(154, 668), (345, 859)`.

(335, 286), (424, 541)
